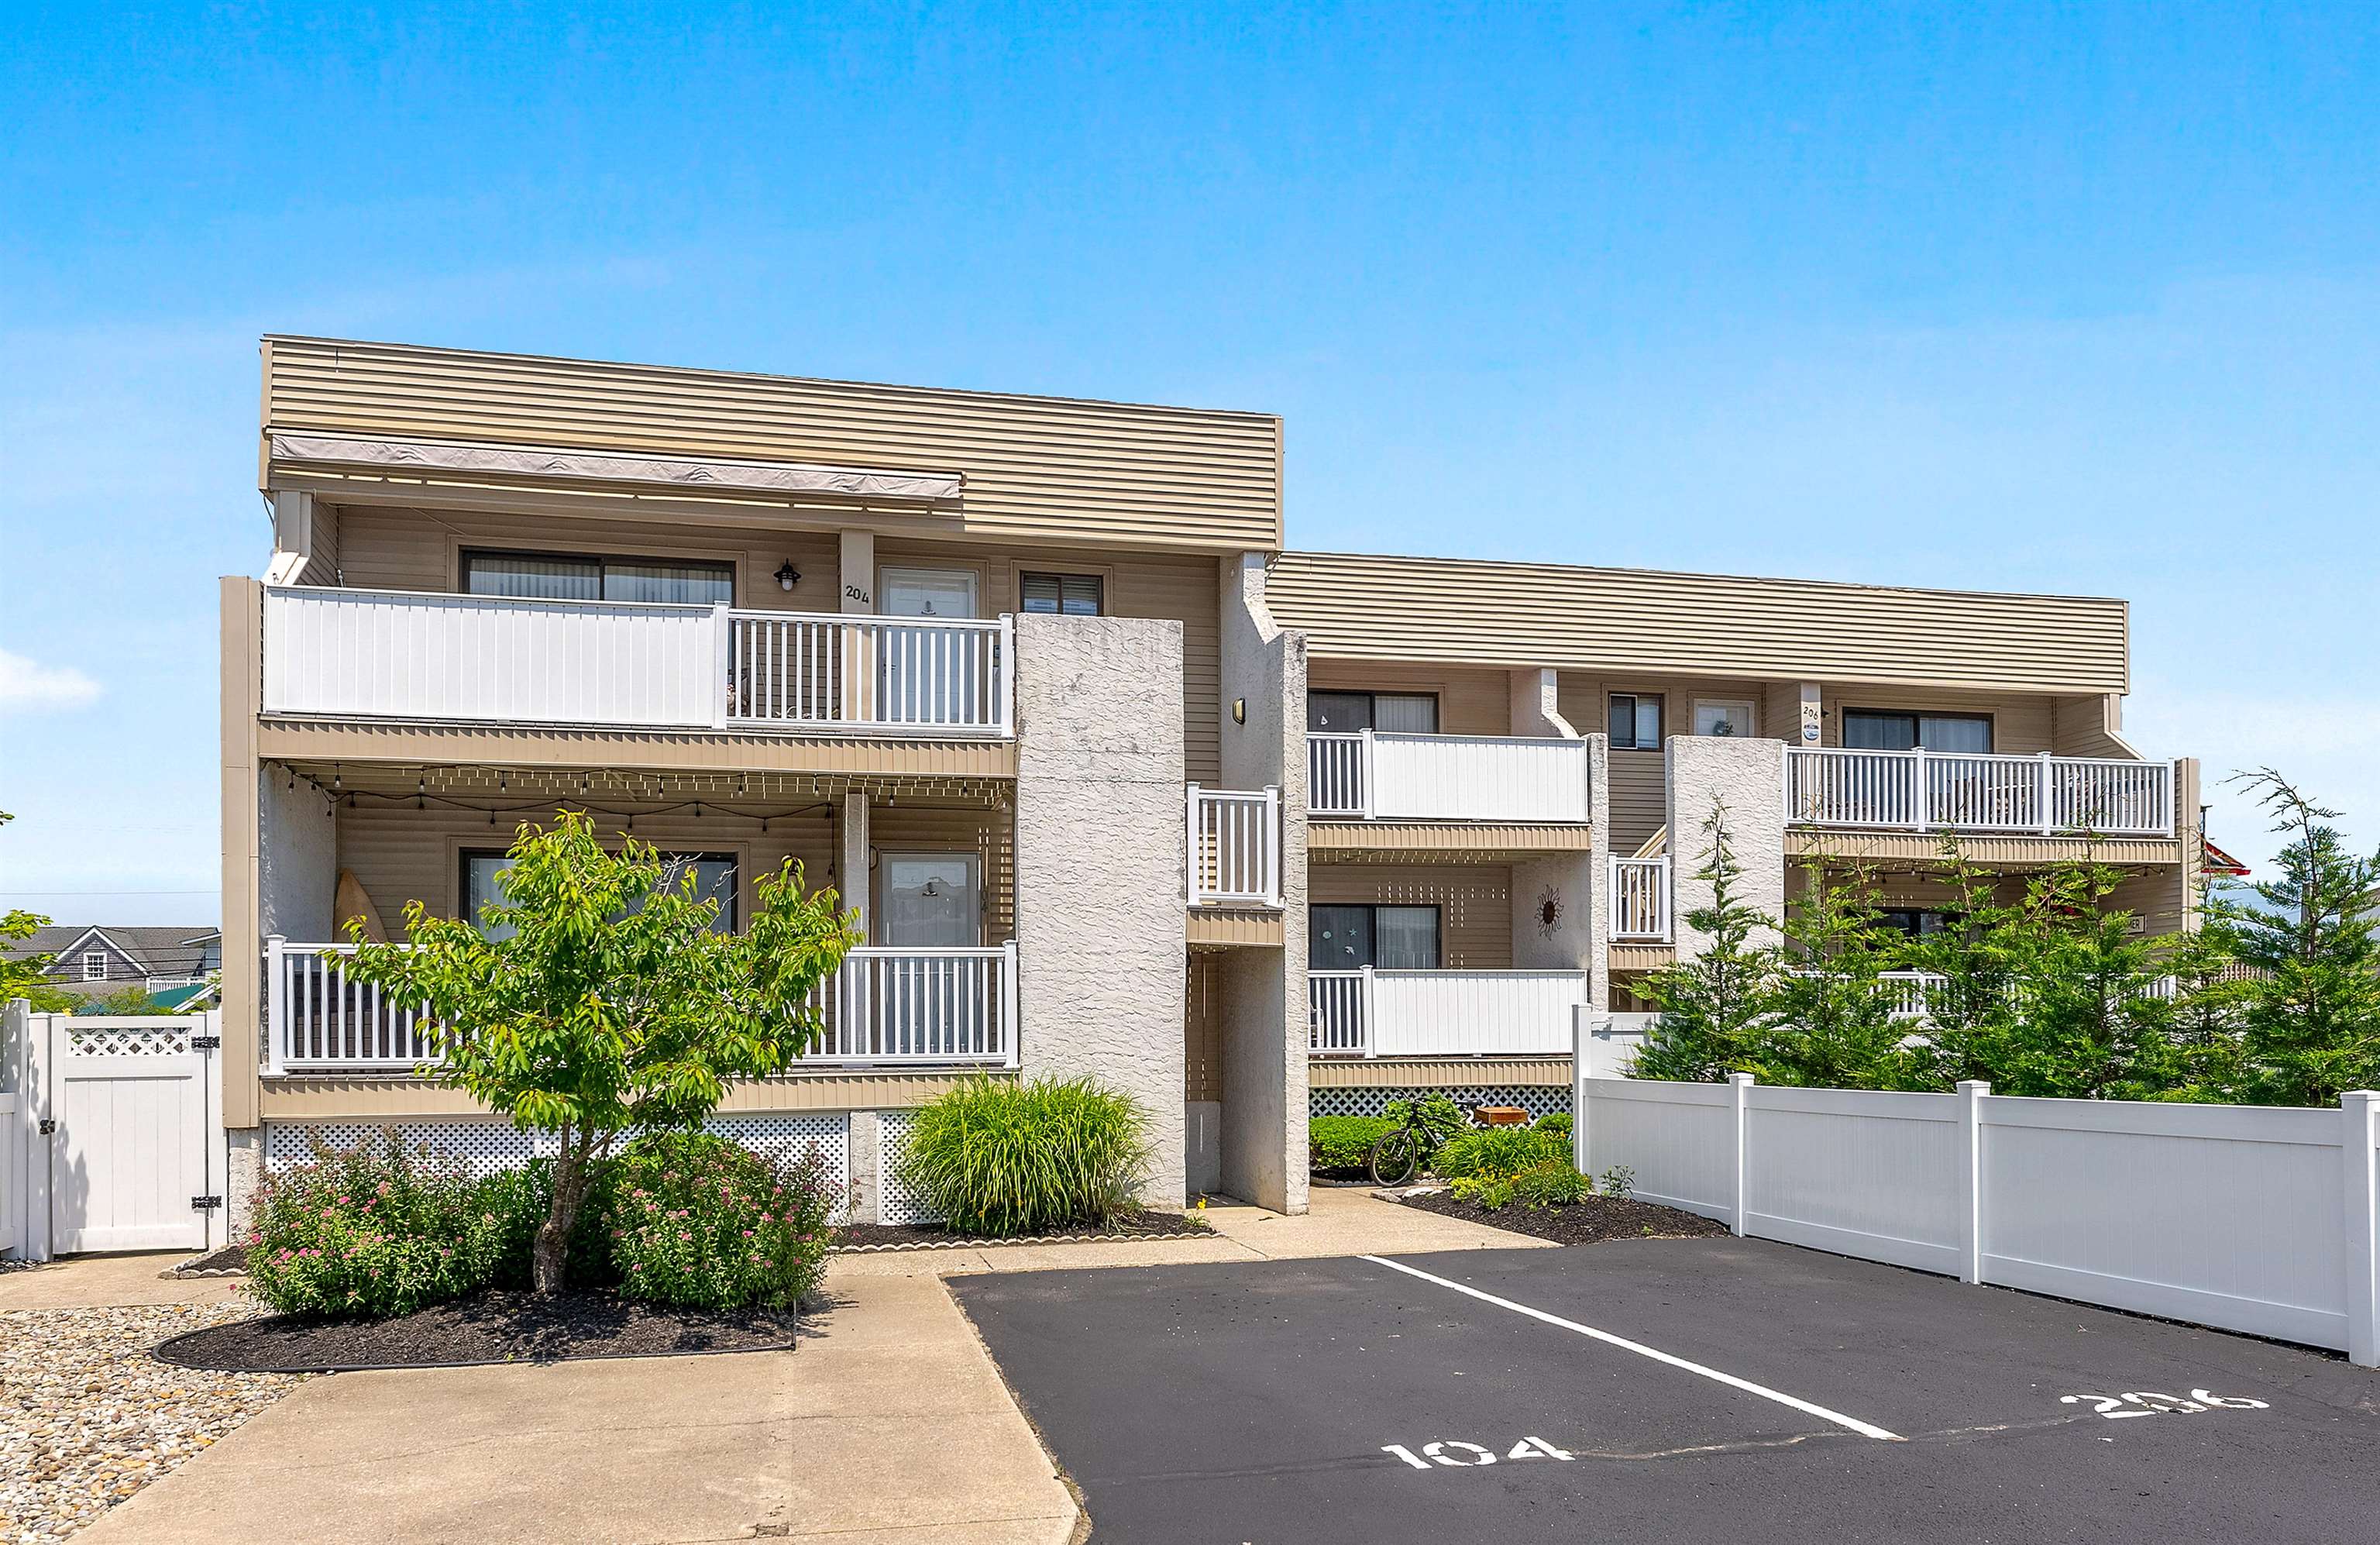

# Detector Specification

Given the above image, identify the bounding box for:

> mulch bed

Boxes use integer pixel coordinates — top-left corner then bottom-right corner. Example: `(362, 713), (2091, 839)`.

(833, 1209), (1213, 1253)
(167, 1244), (249, 1278)
(1395, 1190), (1731, 1246)
(153, 1290), (801, 1374)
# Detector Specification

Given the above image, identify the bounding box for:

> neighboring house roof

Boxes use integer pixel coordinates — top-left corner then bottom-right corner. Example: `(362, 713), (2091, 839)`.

(2, 925), (223, 980)
(2203, 840), (2251, 878)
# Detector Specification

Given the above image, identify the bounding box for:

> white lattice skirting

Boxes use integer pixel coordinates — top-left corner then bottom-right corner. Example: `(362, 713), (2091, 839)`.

(264, 1114), (853, 1218)
(1309, 1084), (1572, 1120)
(873, 1110), (941, 1225)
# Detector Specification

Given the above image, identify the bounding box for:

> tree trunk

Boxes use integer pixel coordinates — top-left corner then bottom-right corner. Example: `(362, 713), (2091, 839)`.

(533, 1126), (586, 1296)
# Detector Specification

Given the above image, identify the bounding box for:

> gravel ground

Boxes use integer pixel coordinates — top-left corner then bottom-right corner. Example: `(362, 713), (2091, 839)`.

(1, 1301), (303, 1543)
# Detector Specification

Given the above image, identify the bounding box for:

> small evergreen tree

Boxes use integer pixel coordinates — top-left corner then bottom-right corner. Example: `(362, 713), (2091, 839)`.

(1759, 857), (1924, 1089)
(1630, 800), (1778, 1082)
(1893, 834), (2024, 1088)
(2159, 910), (2252, 1100)
(1991, 861), (2180, 1100)
(2217, 769), (2380, 1106)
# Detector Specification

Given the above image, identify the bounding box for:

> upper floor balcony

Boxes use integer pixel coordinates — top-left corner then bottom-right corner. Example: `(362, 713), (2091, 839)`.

(260, 584), (1013, 738)
(1783, 747), (2175, 838)
(1306, 731), (1592, 824)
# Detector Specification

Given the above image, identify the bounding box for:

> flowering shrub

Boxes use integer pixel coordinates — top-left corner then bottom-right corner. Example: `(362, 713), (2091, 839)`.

(603, 1131), (838, 1311)
(246, 1131), (511, 1317)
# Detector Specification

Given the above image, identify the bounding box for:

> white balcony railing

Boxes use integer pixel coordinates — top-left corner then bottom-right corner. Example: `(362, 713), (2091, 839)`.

(1306, 968), (1587, 1057)
(261, 586), (1013, 737)
(1305, 731), (1592, 823)
(1783, 748), (2174, 836)
(1608, 856), (1672, 942)
(1789, 968), (2181, 1021)
(266, 938), (1017, 1074)
(1188, 785), (1282, 907)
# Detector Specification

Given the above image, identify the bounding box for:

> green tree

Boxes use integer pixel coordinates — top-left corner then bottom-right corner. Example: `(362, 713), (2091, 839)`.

(74, 984), (181, 1016)
(2217, 769), (2380, 1106)
(341, 811), (860, 1292)
(1893, 835), (2025, 1087)
(1990, 861), (2180, 1100)
(1758, 858), (1924, 1089)
(2159, 911), (2252, 1099)
(1631, 800), (1778, 1082)
(1, 811), (77, 1013)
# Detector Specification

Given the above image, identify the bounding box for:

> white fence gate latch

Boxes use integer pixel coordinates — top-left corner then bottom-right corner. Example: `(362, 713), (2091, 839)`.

(190, 1195), (223, 1212)
(191, 1034), (221, 1051)
(36, 1118), (57, 1135)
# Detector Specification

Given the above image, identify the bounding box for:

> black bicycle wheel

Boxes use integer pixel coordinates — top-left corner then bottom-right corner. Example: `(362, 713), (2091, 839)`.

(1369, 1129), (1422, 1187)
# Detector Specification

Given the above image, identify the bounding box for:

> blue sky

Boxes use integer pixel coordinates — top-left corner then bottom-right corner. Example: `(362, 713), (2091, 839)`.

(5, 2), (2376, 924)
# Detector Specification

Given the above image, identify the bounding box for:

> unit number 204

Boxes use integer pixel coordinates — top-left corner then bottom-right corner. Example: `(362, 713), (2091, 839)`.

(2061, 1390), (2269, 1419)
(1382, 1437), (1575, 1468)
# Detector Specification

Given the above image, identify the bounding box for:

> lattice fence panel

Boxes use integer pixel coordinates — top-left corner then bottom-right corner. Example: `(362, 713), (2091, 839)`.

(66, 1024), (195, 1057)
(1309, 1083), (1572, 1121)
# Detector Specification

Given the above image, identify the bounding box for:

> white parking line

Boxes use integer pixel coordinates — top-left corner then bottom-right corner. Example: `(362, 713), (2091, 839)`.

(1361, 1255), (1904, 1442)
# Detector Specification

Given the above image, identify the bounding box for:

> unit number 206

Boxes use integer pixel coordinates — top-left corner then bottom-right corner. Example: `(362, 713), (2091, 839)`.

(1382, 1437), (1575, 1468)
(2061, 1390), (2269, 1419)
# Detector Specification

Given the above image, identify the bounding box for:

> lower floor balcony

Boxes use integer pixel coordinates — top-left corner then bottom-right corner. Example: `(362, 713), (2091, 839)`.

(1306, 967), (1587, 1058)
(265, 938), (1020, 1075)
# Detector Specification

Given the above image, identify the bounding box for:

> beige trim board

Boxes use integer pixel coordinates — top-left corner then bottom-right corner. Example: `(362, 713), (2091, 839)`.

(1608, 944), (1675, 972)
(1309, 1056), (1571, 1087)
(1268, 549), (2130, 695)
(259, 718), (1018, 779)
(1309, 822), (1595, 861)
(260, 1068), (1014, 1120)
(1187, 908), (1286, 947)
(1784, 831), (2183, 867)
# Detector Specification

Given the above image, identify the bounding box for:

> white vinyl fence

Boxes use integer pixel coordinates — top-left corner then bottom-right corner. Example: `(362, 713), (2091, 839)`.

(1573, 1048), (2380, 1364)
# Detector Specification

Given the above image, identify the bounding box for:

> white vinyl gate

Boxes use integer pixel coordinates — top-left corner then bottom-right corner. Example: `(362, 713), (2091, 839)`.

(3, 1004), (226, 1261)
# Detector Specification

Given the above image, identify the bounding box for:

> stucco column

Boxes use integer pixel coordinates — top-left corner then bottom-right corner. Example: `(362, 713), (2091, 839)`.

(837, 530), (875, 613)
(1013, 613), (1188, 1206)
(1665, 735), (1788, 955)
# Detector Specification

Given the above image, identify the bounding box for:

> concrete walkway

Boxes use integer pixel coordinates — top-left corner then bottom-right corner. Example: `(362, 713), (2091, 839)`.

(0, 1251), (246, 1309)
(76, 1272), (1079, 1545)
(831, 1183), (1554, 1278)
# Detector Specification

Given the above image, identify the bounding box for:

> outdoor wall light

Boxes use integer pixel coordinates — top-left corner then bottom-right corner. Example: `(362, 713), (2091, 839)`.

(1233, 697), (1246, 725)
(775, 560), (800, 590)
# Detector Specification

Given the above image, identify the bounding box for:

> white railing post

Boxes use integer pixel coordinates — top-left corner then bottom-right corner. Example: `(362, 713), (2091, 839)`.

(996, 613), (1015, 738)
(1262, 785), (1281, 906)
(263, 934), (287, 1077)
(2344, 1090), (2380, 1368)
(1727, 1071), (1754, 1236)
(709, 604), (731, 729)
(1908, 747), (1930, 828)
(1571, 1006), (1591, 1176)
(2037, 752), (2055, 835)
(1001, 940), (1022, 1069)
(1359, 965), (1377, 1058)
(1185, 783), (1203, 904)
(1358, 728), (1377, 820)
(1958, 1080), (1990, 1284)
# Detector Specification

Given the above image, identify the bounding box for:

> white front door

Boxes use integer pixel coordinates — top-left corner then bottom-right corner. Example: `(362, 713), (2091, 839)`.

(877, 853), (981, 947)
(877, 568), (980, 724)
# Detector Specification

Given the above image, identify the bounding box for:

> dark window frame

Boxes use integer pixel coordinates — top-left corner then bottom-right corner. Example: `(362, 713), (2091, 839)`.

(1019, 571), (1105, 616)
(1607, 692), (1666, 751)
(1306, 902), (1444, 969)
(459, 848), (743, 934)
(460, 548), (738, 607)
(1842, 707), (1996, 754)
(1304, 690), (1442, 734)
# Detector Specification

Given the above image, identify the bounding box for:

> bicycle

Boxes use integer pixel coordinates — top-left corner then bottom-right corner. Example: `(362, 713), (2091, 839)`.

(1367, 1092), (1472, 1185)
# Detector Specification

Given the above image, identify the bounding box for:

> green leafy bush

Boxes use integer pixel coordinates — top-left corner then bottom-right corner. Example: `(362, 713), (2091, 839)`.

(246, 1132), (512, 1317)
(1509, 1159), (1591, 1209)
(1532, 1112), (1573, 1139)
(1432, 1126), (1567, 1182)
(605, 1132), (838, 1311)
(1381, 1093), (1470, 1145)
(1309, 1117), (1395, 1172)
(1450, 1174), (1517, 1209)
(1599, 1165), (1635, 1202)
(897, 1075), (1151, 1237)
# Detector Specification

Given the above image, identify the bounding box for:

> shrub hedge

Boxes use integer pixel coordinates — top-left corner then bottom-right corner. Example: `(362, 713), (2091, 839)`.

(1431, 1125), (1569, 1182)
(606, 1132), (837, 1311)
(1309, 1116), (1395, 1172)
(896, 1075), (1151, 1237)
(246, 1134), (512, 1318)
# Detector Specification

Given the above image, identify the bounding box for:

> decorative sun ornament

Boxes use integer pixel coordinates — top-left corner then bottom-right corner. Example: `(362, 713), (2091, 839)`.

(1536, 886), (1563, 939)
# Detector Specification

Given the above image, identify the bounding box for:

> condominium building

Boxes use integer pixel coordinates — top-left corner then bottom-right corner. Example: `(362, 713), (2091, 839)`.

(219, 336), (2201, 1224)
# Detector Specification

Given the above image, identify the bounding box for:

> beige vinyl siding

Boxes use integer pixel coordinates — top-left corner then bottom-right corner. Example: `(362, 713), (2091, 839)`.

(1604, 754), (1667, 857)
(1185, 956), (1225, 1101)
(2052, 693), (2138, 758)
(331, 504), (844, 614)
(332, 798), (1012, 944)
(1267, 551), (2129, 695)
(263, 336), (1283, 554)
(1306, 659), (1512, 735)
(1309, 863), (1512, 968)
(1557, 674), (1770, 857)
(879, 539), (1223, 783)
(294, 503), (340, 586)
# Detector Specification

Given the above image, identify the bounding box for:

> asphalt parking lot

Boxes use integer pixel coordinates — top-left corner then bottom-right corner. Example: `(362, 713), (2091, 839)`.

(952, 1237), (2380, 1543)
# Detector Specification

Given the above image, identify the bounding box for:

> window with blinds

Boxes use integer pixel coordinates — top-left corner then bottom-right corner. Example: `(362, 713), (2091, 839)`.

(463, 551), (734, 607)
(1020, 572), (1103, 615)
